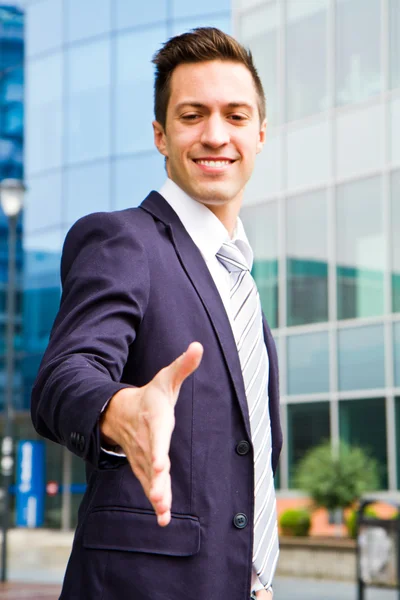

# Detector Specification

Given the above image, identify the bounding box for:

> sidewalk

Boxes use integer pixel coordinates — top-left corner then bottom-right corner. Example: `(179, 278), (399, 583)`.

(0, 583), (61, 599)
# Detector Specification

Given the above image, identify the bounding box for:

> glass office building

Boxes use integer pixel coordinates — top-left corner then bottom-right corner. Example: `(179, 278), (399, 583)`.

(235, 0), (400, 492)
(18, 0), (231, 528)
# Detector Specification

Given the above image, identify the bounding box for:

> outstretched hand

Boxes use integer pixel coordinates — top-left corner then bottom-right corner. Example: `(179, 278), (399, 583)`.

(100, 342), (204, 526)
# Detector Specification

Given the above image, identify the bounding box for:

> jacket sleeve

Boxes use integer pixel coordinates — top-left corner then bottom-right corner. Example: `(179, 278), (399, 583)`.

(30, 211), (150, 468)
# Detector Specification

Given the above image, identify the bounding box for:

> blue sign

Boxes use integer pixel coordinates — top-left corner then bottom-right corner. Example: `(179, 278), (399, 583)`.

(15, 440), (45, 527)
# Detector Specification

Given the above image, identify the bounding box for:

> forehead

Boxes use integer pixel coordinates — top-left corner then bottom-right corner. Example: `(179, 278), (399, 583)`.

(168, 60), (259, 110)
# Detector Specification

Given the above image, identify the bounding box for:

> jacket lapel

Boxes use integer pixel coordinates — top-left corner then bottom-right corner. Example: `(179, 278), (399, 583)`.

(140, 191), (252, 440)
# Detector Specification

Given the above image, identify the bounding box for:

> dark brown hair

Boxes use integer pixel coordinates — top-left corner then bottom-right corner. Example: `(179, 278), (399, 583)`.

(152, 27), (266, 128)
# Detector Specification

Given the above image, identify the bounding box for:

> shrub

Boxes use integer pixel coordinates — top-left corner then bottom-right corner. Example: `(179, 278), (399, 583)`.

(345, 507), (377, 539)
(279, 508), (311, 537)
(294, 441), (380, 512)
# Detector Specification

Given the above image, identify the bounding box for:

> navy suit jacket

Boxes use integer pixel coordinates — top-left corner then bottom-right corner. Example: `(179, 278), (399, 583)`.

(31, 192), (282, 600)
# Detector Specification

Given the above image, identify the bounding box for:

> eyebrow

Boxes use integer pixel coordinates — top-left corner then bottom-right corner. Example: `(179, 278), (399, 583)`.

(175, 101), (256, 112)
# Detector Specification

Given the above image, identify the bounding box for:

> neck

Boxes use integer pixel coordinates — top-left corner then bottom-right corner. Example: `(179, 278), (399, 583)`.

(205, 198), (242, 238)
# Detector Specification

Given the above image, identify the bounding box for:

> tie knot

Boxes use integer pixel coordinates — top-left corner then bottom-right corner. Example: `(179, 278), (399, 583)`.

(216, 241), (249, 273)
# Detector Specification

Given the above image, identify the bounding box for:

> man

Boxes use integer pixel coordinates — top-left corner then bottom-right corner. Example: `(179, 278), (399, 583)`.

(31, 27), (282, 600)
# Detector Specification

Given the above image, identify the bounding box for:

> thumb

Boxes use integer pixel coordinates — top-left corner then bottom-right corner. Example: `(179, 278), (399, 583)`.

(163, 342), (203, 397)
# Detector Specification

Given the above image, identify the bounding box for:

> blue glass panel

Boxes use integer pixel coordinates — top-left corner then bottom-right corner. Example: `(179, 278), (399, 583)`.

(287, 332), (330, 395)
(66, 0), (111, 43)
(171, 0), (231, 20)
(66, 40), (111, 164)
(170, 15), (231, 37)
(115, 0), (168, 29)
(390, 0), (400, 89)
(25, 0), (63, 57)
(25, 171), (62, 233)
(115, 25), (167, 154)
(338, 325), (385, 391)
(114, 152), (165, 210)
(394, 322), (400, 387)
(65, 161), (111, 226)
(392, 170), (400, 313)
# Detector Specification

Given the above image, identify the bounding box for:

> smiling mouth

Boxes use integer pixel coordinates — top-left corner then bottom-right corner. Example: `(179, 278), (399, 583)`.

(192, 159), (236, 168)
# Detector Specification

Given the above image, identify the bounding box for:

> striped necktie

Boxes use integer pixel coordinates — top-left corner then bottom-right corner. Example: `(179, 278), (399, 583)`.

(216, 240), (279, 590)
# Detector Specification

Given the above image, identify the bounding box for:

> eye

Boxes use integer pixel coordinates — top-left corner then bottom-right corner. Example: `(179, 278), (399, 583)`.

(181, 113), (201, 121)
(229, 114), (247, 122)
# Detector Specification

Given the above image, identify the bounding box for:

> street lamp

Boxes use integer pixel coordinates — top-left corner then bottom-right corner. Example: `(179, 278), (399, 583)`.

(0, 178), (24, 582)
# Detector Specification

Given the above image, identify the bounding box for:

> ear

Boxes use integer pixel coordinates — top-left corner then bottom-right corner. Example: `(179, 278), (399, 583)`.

(153, 121), (168, 157)
(256, 118), (267, 154)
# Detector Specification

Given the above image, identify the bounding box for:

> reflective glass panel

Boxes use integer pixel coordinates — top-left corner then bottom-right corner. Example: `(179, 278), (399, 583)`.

(390, 0), (400, 89)
(336, 104), (384, 179)
(392, 170), (400, 313)
(170, 15), (232, 37)
(171, 0), (230, 19)
(26, 53), (63, 175)
(240, 201), (278, 329)
(338, 325), (385, 391)
(392, 97), (400, 164)
(287, 119), (330, 190)
(286, 0), (328, 121)
(287, 332), (330, 395)
(336, 177), (384, 320)
(115, 0), (168, 29)
(65, 161), (111, 226)
(25, 0), (62, 57)
(340, 397), (387, 489)
(396, 397), (400, 487)
(66, 40), (111, 164)
(394, 323), (400, 387)
(336, 0), (382, 105)
(239, 2), (278, 126)
(287, 189), (328, 326)
(25, 171), (62, 233)
(66, 0), (111, 43)
(243, 134), (281, 201)
(115, 25), (167, 155)
(288, 402), (330, 488)
(114, 152), (165, 210)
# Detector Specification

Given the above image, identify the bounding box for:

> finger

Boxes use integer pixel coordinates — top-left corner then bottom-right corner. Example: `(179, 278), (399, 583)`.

(149, 457), (171, 504)
(163, 342), (204, 397)
(148, 403), (175, 472)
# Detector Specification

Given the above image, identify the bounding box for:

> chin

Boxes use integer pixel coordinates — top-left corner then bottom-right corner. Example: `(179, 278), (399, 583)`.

(192, 184), (237, 206)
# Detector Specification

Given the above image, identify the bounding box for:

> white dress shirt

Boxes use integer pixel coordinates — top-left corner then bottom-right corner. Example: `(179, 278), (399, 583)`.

(159, 179), (265, 594)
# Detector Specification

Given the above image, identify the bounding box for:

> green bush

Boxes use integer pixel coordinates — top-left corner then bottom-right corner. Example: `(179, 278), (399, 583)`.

(279, 508), (311, 537)
(345, 507), (377, 539)
(294, 441), (380, 512)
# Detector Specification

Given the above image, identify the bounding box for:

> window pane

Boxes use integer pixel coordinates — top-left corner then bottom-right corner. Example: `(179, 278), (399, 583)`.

(240, 202), (278, 329)
(170, 15), (231, 37)
(23, 230), (63, 355)
(66, 0), (111, 44)
(25, 171), (62, 233)
(338, 325), (385, 391)
(287, 119), (330, 190)
(114, 152), (165, 210)
(115, 26), (167, 155)
(243, 134), (281, 201)
(286, 0), (328, 121)
(288, 402), (330, 488)
(394, 323), (400, 387)
(336, 0), (382, 105)
(66, 40), (111, 164)
(395, 397), (400, 488)
(390, 0), (400, 89)
(287, 189), (328, 326)
(171, 0), (230, 19)
(340, 397), (387, 489)
(65, 161), (111, 227)
(115, 0), (167, 29)
(391, 97), (400, 164)
(336, 104), (384, 180)
(336, 177), (384, 320)
(26, 53), (63, 174)
(25, 0), (62, 57)
(287, 332), (330, 395)
(238, 2), (278, 126)
(392, 170), (400, 313)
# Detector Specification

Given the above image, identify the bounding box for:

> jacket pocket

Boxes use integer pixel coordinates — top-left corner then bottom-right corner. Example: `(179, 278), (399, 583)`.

(83, 507), (200, 557)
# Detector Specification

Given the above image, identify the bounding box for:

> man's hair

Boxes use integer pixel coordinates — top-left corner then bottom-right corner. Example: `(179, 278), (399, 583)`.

(152, 27), (266, 128)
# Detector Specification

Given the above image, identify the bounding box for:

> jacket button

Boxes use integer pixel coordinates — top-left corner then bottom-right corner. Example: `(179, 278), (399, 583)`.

(236, 441), (250, 456)
(78, 435), (85, 452)
(233, 513), (248, 529)
(70, 432), (77, 445)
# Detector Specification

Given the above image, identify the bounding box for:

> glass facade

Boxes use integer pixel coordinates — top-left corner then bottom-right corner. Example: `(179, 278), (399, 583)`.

(237, 0), (400, 491)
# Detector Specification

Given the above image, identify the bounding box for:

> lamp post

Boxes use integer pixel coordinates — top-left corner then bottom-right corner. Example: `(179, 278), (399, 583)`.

(0, 178), (24, 582)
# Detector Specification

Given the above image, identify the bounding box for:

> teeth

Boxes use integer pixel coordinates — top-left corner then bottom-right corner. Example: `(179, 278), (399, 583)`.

(196, 160), (231, 167)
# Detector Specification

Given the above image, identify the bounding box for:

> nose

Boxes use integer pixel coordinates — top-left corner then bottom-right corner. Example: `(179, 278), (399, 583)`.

(200, 114), (230, 148)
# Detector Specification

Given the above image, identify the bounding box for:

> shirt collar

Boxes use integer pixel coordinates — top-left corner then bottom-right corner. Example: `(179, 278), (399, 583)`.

(158, 178), (253, 270)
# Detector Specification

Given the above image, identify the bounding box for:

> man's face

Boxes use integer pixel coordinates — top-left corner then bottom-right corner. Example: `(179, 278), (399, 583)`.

(153, 60), (266, 209)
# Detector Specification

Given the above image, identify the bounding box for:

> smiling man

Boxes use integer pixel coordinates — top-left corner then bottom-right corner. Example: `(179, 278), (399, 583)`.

(31, 28), (282, 600)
